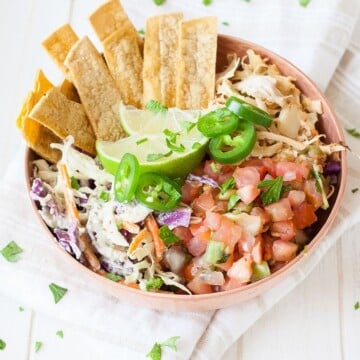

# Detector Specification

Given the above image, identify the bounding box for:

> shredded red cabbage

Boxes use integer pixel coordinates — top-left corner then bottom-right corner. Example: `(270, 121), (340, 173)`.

(187, 173), (219, 188)
(30, 178), (48, 199)
(157, 207), (192, 229)
(324, 161), (341, 175)
(54, 220), (82, 259)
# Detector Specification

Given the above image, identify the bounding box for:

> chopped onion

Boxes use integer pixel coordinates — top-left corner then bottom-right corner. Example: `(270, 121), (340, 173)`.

(187, 174), (219, 188)
(157, 207), (191, 230)
(200, 271), (225, 286)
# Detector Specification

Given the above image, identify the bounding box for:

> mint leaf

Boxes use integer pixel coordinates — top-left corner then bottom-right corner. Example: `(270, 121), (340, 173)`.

(1, 241), (23, 262)
(145, 100), (167, 113)
(346, 128), (360, 138)
(161, 336), (180, 351)
(159, 225), (180, 246)
(147, 151), (172, 162)
(147, 342), (162, 360)
(35, 341), (42, 353)
(299, 0), (311, 7)
(0, 339), (6, 350)
(56, 330), (64, 339)
(145, 277), (164, 292)
(70, 176), (80, 190)
(49, 283), (68, 304)
(105, 273), (123, 282)
(257, 176), (284, 205)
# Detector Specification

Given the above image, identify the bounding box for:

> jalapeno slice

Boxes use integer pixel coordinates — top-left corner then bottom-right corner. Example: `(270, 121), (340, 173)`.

(135, 173), (182, 211)
(114, 153), (140, 202)
(209, 120), (256, 164)
(225, 96), (273, 128)
(197, 108), (239, 137)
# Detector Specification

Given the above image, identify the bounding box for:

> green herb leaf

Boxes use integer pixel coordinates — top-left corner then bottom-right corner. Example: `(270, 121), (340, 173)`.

(180, 120), (196, 134)
(0, 339), (6, 350)
(355, 301), (360, 310)
(163, 129), (180, 143)
(138, 28), (145, 35)
(299, 0), (311, 7)
(99, 191), (110, 202)
(147, 342), (162, 360)
(346, 128), (360, 138)
(145, 99), (168, 113)
(222, 21), (230, 26)
(192, 142), (202, 150)
(210, 162), (219, 173)
(70, 176), (80, 190)
(19, 306), (24, 312)
(166, 138), (185, 153)
(56, 330), (64, 339)
(312, 165), (329, 210)
(1, 241), (23, 262)
(49, 283), (68, 304)
(136, 137), (148, 145)
(202, 0), (212, 5)
(105, 273), (123, 282)
(352, 188), (359, 193)
(228, 194), (241, 211)
(153, 0), (166, 5)
(147, 151), (172, 162)
(161, 336), (180, 351)
(145, 277), (164, 292)
(257, 176), (284, 205)
(220, 177), (235, 194)
(159, 225), (180, 246)
(35, 341), (43, 353)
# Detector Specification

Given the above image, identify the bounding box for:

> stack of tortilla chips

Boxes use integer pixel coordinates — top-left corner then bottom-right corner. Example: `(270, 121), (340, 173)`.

(17, 0), (218, 163)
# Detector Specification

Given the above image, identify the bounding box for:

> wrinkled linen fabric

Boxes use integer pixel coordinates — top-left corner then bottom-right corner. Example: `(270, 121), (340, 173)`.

(1, 1), (360, 359)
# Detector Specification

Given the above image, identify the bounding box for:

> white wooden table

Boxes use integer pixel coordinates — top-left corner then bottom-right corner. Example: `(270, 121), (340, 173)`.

(1, 1), (360, 359)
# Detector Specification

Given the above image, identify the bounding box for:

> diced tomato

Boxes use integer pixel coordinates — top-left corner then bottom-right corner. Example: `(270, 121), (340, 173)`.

(234, 213), (262, 236)
(183, 260), (200, 281)
(185, 236), (208, 257)
(204, 211), (222, 231)
(272, 240), (298, 262)
(265, 198), (293, 222)
(212, 216), (242, 252)
(241, 158), (276, 179)
(275, 161), (310, 181)
(237, 185), (261, 205)
(271, 261), (287, 272)
(304, 179), (323, 209)
(261, 158), (276, 177)
(203, 160), (234, 183)
(192, 186), (215, 216)
(233, 166), (261, 188)
(220, 276), (245, 291)
(212, 199), (228, 213)
(287, 190), (306, 208)
(251, 235), (264, 264)
(271, 220), (296, 241)
(172, 226), (193, 243)
(293, 202), (318, 229)
(263, 234), (274, 261)
(216, 252), (234, 272)
(181, 181), (202, 204)
(238, 232), (256, 254)
(250, 206), (271, 227)
(187, 275), (213, 294)
(189, 222), (211, 241)
(227, 254), (253, 283)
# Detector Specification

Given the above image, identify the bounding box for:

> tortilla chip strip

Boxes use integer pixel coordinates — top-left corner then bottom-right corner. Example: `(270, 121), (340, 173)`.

(176, 17), (218, 109)
(64, 36), (125, 141)
(103, 27), (143, 108)
(42, 24), (79, 78)
(89, 0), (143, 51)
(143, 13), (183, 107)
(29, 88), (96, 155)
(59, 78), (80, 103)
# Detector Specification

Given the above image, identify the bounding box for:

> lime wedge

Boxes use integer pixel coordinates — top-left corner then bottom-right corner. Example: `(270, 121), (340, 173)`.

(97, 107), (208, 178)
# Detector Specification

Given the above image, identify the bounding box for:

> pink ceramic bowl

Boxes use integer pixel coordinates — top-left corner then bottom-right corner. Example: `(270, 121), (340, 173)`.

(25, 34), (347, 312)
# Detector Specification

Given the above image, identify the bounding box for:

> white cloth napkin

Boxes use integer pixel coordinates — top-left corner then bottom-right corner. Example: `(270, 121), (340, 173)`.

(1, 1), (360, 359)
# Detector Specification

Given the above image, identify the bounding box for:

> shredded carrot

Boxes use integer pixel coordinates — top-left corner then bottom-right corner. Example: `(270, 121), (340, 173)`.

(122, 220), (140, 234)
(123, 282), (140, 290)
(145, 214), (165, 262)
(127, 228), (149, 255)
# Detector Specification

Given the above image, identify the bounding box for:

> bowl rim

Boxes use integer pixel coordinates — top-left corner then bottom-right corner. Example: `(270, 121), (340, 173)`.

(24, 34), (347, 311)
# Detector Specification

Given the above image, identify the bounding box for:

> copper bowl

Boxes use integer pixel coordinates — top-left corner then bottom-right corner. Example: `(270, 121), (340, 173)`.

(25, 35), (347, 311)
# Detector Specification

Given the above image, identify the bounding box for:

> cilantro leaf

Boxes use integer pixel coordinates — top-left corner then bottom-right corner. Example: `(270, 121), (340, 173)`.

(355, 301), (360, 310)
(210, 162), (219, 173)
(180, 120), (196, 134)
(257, 176), (284, 205)
(70, 176), (80, 190)
(222, 21), (230, 26)
(352, 188), (359, 193)
(202, 0), (212, 5)
(147, 342), (162, 360)
(228, 194), (241, 211)
(163, 129), (180, 143)
(346, 128), (360, 138)
(161, 336), (180, 351)
(56, 330), (64, 339)
(166, 139), (185, 153)
(145, 277), (164, 292)
(312, 165), (329, 210)
(1, 241), (23, 262)
(35, 341), (43, 353)
(299, 0), (311, 7)
(49, 283), (68, 304)
(192, 142), (202, 150)
(19, 306), (24, 312)
(0, 339), (6, 350)
(138, 29), (145, 35)
(136, 137), (148, 145)
(105, 273), (123, 282)
(147, 151), (172, 162)
(99, 191), (110, 202)
(145, 99), (168, 113)
(220, 177), (235, 194)
(159, 225), (180, 246)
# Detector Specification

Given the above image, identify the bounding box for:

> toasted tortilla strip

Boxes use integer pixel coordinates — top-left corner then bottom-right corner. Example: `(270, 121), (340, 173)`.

(42, 24), (79, 77)
(59, 78), (80, 103)
(103, 27), (143, 108)
(176, 17), (218, 109)
(143, 13), (183, 108)
(29, 88), (96, 155)
(64, 36), (125, 141)
(89, 0), (143, 50)
(23, 115), (62, 163)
